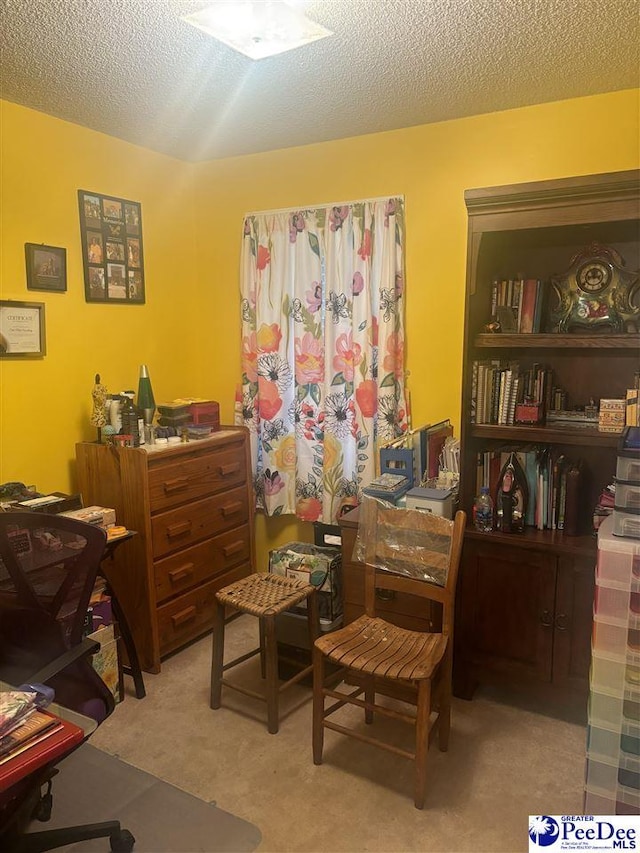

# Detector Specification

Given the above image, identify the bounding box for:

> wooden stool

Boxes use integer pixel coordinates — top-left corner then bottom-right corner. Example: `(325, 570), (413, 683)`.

(210, 573), (320, 733)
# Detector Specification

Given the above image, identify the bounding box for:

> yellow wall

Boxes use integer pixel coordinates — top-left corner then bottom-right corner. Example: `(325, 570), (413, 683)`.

(0, 101), (201, 493)
(192, 89), (640, 561)
(1, 90), (638, 565)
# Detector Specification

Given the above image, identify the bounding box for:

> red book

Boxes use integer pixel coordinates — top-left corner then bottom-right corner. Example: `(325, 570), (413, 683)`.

(519, 279), (538, 334)
(0, 712), (85, 792)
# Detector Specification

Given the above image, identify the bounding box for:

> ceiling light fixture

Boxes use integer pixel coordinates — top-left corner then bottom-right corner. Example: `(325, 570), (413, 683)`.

(181, 1), (333, 61)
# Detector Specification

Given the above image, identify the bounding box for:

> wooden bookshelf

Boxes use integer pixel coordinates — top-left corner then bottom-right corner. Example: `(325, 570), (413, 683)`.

(455, 169), (640, 711)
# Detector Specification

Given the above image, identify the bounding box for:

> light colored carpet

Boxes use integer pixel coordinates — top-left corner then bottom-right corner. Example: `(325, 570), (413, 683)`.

(88, 615), (588, 853)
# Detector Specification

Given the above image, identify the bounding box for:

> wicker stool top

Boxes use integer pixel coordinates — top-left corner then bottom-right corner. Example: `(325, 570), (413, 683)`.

(216, 572), (315, 617)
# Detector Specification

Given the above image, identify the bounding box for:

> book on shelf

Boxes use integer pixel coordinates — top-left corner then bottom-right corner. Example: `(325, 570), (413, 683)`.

(490, 368), (501, 424)
(490, 280), (499, 321)
(470, 359), (557, 425)
(532, 280), (548, 333)
(474, 445), (585, 534)
(487, 277), (547, 334)
(507, 375), (520, 425)
(550, 453), (567, 531)
(409, 423), (430, 486)
(519, 279), (538, 334)
(563, 461), (583, 536)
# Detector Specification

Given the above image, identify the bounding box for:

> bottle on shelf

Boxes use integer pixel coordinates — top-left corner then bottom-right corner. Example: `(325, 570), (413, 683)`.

(120, 391), (140, 447)
(473, 486), (494, 532)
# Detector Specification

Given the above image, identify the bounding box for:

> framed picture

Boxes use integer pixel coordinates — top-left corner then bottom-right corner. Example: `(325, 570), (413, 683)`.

(78, 190), (145, 304)
(25, 243), (67, 292)
(0, 300), (46, 357)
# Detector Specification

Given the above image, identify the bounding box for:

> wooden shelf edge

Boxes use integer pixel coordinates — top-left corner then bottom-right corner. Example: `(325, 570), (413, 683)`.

(474, 333), (640, 349)
(463, 525), (597, 557)
(469, 424), (621, 447)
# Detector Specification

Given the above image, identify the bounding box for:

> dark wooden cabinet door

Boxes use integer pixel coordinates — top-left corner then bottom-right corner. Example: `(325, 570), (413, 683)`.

(552, 555), (594, 691)
(457, 539), (556, 685)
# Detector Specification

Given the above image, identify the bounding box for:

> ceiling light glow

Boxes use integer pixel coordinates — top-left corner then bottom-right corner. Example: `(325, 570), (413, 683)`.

(181, 1), (333, 60)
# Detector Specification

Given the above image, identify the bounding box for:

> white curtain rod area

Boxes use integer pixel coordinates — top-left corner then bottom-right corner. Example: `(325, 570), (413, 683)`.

(244, 194), (404, 218)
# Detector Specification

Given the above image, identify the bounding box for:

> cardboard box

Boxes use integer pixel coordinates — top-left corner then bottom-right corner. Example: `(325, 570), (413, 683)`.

(599, 399), (626, 434)
(269, 542), (342, 626)
(59, 505), (116, 528)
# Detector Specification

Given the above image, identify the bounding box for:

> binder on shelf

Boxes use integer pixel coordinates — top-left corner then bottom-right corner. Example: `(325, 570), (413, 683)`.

(564, 461), (583, 536)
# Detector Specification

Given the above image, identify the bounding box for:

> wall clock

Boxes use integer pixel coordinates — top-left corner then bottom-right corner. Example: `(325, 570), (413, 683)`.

(549, 243), (639, 333)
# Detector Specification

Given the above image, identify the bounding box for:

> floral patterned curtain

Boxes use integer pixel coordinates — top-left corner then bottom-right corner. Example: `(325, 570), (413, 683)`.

(238, 198), (407, 524)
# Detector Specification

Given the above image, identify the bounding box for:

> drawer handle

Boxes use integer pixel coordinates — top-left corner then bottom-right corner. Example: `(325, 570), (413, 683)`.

(223, 541), (244, 557)
(219, 463), (240, 477)
(166, 521), (192, 538)
(163, 477), (189, 494)
(540, 609), (553, 628)
(171, 606), (197, 627)
(555, 613), (568, 632)
(376, 589), (396, 602)
(169, 563), (195, 583)
(221, 502), (242, 517)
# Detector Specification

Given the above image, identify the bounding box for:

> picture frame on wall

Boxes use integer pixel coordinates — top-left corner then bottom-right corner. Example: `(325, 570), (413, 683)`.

(25, 243), (67, 292)
(78, 190), (145, 304)
(0, 300), (46, 358)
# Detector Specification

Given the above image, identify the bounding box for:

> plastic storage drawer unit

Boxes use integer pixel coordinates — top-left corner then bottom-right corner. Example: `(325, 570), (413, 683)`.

(596, 514), (640, 586)
(617, 452), (640, 484)
(615, 479), (640, 511)
(589, 687), (640, 731)
(590, 652), (640, 696)
(592, 617), (635, 657)
(585, 754), (640, 793)
(614, 507), (640, 540)
(594, 585), (640, 621)
(588, 721), (640, 763)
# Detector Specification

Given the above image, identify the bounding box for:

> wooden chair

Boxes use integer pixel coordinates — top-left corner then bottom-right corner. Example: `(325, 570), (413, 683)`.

(210, 573), (319, 734)
(312, 498), (466, 808)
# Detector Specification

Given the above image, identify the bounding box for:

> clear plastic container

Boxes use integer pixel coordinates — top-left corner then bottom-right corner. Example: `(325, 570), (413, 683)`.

(597, 517), (640, 588)
(586, 754), (640, 792)
(584, 783), (640, 815)
(589, 687), (640, 730)
(592, 617), (635, 657)
(617, 452), (640, 484)
(587, 721), (640, 763)
(590, 653), (628, 695)
(595, 584), (633, 621)
(614, 507), (640, 540)
(473, 486), (493, 532)
(615, 479), (640, 511)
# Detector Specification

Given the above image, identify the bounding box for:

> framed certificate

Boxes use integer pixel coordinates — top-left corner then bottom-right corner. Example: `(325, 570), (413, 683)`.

(0, 300), (46, 357)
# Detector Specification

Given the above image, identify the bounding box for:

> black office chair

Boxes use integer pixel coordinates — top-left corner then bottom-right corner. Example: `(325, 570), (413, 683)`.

(0, 512), (135, 852)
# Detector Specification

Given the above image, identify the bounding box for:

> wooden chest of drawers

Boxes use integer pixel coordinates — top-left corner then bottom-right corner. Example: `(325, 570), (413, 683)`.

(76, 429), (255, 673)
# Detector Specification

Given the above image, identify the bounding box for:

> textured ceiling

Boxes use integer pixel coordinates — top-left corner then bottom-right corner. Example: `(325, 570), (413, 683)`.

(1, 0), (639, 162)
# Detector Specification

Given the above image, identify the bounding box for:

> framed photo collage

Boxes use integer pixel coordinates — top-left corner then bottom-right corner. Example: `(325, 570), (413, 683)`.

(78, 190), (145, 303)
